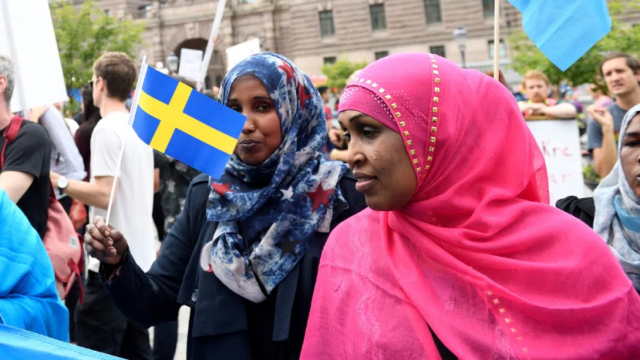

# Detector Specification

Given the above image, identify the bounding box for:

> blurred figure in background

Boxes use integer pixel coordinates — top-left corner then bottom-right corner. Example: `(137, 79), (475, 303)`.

(589, 82), (613, 109)
(518, 70), (577, 119)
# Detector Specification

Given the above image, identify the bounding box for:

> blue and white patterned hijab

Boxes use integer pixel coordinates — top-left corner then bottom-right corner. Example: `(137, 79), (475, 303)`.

(594, 104), (640, 291)
(200, 53), (349, 302)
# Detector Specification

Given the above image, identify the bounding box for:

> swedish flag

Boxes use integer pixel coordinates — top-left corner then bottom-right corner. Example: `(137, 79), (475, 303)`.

(131, 66), (246, 179)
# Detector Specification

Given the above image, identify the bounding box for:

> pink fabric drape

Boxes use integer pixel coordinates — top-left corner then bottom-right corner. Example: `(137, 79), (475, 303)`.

(301, 53), (640, 359)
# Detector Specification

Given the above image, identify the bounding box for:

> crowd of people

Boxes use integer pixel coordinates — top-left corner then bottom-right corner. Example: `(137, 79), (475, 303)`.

(1, 47), (640, 360)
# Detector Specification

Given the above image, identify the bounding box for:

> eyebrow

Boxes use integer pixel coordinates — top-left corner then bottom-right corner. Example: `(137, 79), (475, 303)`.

(348, 113), (369, 123)
(625, 131), (640, 137)
(228, 96), (272, 102)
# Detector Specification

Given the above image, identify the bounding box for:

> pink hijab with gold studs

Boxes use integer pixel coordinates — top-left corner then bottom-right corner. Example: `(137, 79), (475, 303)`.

(301, 53), (640, 359)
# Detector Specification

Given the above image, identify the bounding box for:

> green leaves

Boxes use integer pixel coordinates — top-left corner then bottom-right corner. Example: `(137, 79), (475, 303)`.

(321, 59), (368, 92)
(51, 0), (145, 108)
(508, 0), (640, 86)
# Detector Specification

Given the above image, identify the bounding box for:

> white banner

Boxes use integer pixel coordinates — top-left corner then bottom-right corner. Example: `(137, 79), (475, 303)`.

(225, 38), (260, 72)
(0, 0), (68, 112)
(526, 119), (584, 206)
(178, 48), (203, 82)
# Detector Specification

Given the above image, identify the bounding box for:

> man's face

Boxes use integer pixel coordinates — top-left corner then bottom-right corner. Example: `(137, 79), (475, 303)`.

(524, 78), (549, 103)
(91, 72), (104, 108)
(322, 92), (329, 103)
(602, 58), (640, 97)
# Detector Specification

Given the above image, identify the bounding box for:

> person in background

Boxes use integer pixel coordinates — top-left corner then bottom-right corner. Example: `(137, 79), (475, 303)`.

(31, 106), (86, 214)
(83, 53), (366, 360)
(589, 83), (613, 109)
(0, 189), (69, 341)
(559, 105), (640, 295)
(211, 85), (220, 98)
(318, 86), (336, 158)
(587, 53), (640, 178)
(517, 70), (577, 119)
(0, 55), (52, 239)
(301, 53), (640, 359)
(52, 52), (155, 359)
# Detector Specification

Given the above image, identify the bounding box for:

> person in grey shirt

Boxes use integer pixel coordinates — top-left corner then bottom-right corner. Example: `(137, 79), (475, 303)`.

(587, 52), (640, 178)
(35, 106), (85, 213)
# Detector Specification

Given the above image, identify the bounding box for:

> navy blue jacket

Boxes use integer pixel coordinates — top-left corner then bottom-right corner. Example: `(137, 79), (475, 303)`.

(101, 172), (366, 360)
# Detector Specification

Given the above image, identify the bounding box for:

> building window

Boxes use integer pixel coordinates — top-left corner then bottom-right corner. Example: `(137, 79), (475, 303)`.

(488, 40), (507, 59)
(137, 4), (152, 19)
(370, 4), (387, 31)
(319, 11), (335, 38)
(104, 9), (111, 16)
(429, 45), (446, 58)
(482, 0), (494, 18)
(375, 51), (389, 60)
(324, 57), (337, 65)
(423, 0), (442, 24)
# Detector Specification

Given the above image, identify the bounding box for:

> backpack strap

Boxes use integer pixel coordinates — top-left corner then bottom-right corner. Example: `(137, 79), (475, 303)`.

(1, 115), (24, 170)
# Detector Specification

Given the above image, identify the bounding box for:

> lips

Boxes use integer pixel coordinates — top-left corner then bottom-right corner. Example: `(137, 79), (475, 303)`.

(353, 171), (377, 193)
(237, 139), (262, 153)
(239, 139), (261, 145)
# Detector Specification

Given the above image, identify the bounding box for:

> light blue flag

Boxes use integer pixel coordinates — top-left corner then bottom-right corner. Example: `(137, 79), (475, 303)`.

(509, 0), (612, 71)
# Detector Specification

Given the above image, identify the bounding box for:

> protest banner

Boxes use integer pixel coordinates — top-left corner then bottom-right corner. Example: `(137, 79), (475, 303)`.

(526, 118), (584, 205)
(0, 0), (68, 112)
(178, 48), (204, 82)
(225, 38), (261, 73)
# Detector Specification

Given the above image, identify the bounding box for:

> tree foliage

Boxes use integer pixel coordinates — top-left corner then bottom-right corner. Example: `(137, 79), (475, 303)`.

(508, 0), (640, 86)
(50, 0), (145, 110)
(321, 59), (368, 92)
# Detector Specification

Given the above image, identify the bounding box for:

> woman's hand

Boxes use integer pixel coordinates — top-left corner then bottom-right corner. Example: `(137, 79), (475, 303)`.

(84, 216), (129, 265)
(329, 129), (345, 147)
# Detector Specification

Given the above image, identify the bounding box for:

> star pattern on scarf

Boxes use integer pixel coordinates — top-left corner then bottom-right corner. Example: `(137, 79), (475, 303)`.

(211, 182), (233, 196)
(278, 62), (295, 85)
(307, 184), (334, 212)
(276, 235), (299, 260)
(299, 84), (313, 111)
(281, 187), (294, 200)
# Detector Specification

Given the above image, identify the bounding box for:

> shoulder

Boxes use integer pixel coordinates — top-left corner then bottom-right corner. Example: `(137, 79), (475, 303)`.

(336, 169), (368, 217)
(556, 196), (595, 228)
(18, 121), (50, 141)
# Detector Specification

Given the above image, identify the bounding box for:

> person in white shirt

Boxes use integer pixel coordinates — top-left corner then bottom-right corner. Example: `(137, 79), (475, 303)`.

(50, 52), (155, 359)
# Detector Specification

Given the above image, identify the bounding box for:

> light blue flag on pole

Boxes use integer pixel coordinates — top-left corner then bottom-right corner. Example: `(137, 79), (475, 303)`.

(509, 0), (612, 71)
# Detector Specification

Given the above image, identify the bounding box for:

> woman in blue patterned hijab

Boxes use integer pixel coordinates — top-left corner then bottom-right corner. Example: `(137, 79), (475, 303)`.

(201, 53), (352, 302)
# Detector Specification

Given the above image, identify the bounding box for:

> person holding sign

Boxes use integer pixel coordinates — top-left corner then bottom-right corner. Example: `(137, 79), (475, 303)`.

(517, 70), (577, 119)
(301, 53), (640, 359)
(84, 53), (366, 360)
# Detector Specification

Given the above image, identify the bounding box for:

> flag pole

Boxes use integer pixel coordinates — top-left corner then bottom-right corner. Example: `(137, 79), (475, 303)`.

(493, 0), (500, 80)
(105, 56), (147, 226)
(196, 0), (227, 92)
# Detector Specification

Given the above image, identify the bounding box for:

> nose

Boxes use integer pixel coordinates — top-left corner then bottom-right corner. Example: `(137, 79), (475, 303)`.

(345, 138), (365, 170)
(241, 118), (256, 134)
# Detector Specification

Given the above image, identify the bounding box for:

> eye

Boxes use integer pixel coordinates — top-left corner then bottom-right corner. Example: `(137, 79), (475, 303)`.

(343, 131), (351, 142)
(361, 126), (379, 139)
(625, 140), (640, 147)
(256, 102), (272, 112)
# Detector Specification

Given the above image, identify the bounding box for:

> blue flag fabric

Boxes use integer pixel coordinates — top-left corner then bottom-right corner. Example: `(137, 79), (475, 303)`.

(0, 324), (122, 359)
(509, 0), (612, 71)
(132, 66), (247, 179)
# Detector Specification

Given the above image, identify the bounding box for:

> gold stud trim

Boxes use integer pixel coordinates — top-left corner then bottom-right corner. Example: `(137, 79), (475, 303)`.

(366, 80), (372, 84)
(354, 77), (359, 81)
(429, 146), (435, 152)
(493, 299), (499, 305)
(433, 107), (438, 113)
(431, 126), (437, 133)
(406, 140), (412, 146)
(417, 167), (422, 172)
(432, 64), (438, 68)
(372, 83), (378, 88)
(410, 150), (416, 155)
(432, 116), (438, 122)
(510, 328), (517, 333)
(403, 131), (410, 136)
(395, 112), (402, 118)
(433, 70), (439, 75)
(385, 95), (391, 100)
(505, 318), (511, 324)
(391, 103), (397, 109)
(426, 165), (430, 170)
(399, 121), (405, 127)
(379, 88), (385, 93)
(427, 156), (433, 161)
(517, 337), (522, 342)
(430, 137), (436, 143)
(434, 97), (439, 103)
(413, 158), (419, 164)
(435, 78), (441, 83)
(487, 291), (493, 296)
(435, 87), (440, 93)
(431, 59), (437, 63)
(499, 308), (506, 314)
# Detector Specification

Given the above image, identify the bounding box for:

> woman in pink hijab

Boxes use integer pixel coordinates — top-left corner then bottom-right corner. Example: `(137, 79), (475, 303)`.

(301, 53), (640, 359)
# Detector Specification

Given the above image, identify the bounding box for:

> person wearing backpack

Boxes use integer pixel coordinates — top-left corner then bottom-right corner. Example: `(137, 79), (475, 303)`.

(0, 55), (52, 240)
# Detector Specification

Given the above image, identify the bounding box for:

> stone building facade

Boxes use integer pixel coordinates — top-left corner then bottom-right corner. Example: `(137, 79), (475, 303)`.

(76, 0), (640, 88)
